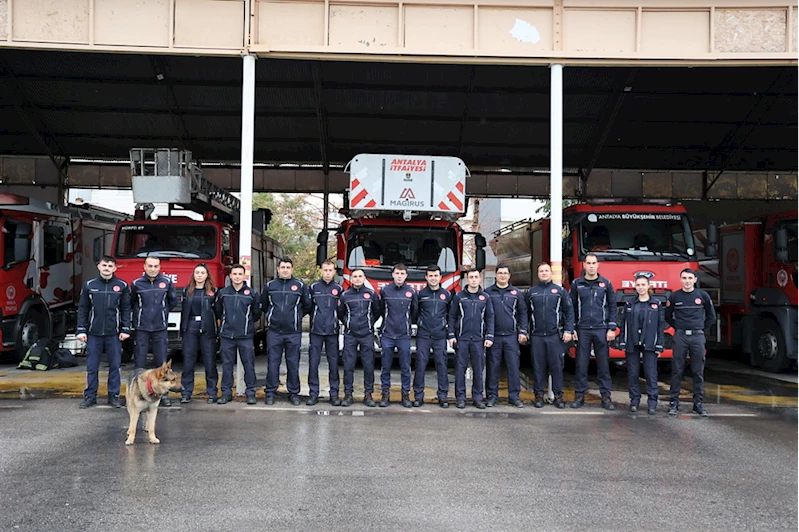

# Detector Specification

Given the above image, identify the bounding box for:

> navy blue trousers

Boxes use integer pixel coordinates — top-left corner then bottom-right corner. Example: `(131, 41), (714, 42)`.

(670, 331), (706, 405)
(380, 336), (411, 393)
(309, 333), (340, 399)
(84, 334), (121, 399)
(342, 334), (375, 395)
(220, 337), (256, 397)
(181, 319), (218, 398)
(265, 331), (302, 396)
(485, 334), (521, 401)
(133, 329), (168, 370)
(626, 347), (658, 407)
(574, 328), (612, 398)
(454, 339), (485, 402)
(414, 337), (448, 400)
(531, 333), (565, 396)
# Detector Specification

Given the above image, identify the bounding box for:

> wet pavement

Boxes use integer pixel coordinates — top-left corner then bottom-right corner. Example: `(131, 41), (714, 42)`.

(0, 344), (796, 531)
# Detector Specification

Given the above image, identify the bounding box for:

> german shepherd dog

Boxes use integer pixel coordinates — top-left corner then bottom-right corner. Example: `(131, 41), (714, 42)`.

(125, 361), (181, 445)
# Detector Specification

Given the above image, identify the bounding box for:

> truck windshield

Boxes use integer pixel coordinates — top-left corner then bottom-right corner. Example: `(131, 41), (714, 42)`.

(347, 227), (457, 273)
(577, 212), (695, 260)
(115, 224), (218, 259)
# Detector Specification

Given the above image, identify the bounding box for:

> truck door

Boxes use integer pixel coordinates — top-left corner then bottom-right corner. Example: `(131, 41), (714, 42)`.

(39, 220), (72, 306)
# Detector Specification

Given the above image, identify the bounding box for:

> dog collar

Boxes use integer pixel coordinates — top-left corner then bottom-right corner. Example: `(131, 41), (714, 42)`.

(146, 379), (158, 398)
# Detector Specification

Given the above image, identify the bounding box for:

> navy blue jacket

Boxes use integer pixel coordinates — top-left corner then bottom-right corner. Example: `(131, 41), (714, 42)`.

(526, 281), (575, 336)
(378, 283), (419, 339)
(337, 285), (380, 338)
(260, 277), (312, 334)
(179, 286), (217, 337)
(77, 275), (132, 337)
(448, 288), (495, 341)
(214, 283), (261, 339)
(485, 283), (528, 337)
(619, 298), (665, 352)
(570, 275), (617, 330)
(309, 279), (343, 336)
(417, 285), (452, 340)
(665, 289), (716, 331)
(130, 273), (178, 332)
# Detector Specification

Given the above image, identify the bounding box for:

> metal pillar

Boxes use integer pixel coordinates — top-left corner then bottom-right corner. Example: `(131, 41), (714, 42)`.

(548, 63), (564, 402)
(236, 53), (256, 396)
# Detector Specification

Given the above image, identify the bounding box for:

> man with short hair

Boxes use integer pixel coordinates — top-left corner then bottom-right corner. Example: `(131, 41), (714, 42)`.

(448, 268), (494, 409)
(77, 256), (131, 409)
(378, 263), (419, 408)
(262, 257), (312, 406)
(214, 264), (261, 404)
(130, 255), (178, 406)
(414, 265), (452, 408)
(665, 268), (716, 417)
(570, 253), (617, 410)
(337, 268), (381, 407)
(308, 259), (343, 406)
(485, 264), (528, 408)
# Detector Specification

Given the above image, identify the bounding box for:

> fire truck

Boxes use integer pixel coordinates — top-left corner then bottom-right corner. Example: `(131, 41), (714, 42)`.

(492, 203), (701, 360)
(0, 194), (128, 361)
(111, 149), (283, 357)
(704, 211), (797, 372)
(316, 154), (485, 293)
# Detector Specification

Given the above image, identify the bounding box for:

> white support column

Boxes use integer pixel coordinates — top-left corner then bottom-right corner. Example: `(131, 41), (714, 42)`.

(548, 62), (564, 402)
(237, 53), (256, 396)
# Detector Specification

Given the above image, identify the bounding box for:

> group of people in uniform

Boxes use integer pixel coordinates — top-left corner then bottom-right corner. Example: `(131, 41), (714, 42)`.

(76, 252), (716, 416)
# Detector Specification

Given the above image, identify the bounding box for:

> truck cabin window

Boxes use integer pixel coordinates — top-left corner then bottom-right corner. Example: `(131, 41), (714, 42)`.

(347, 228), (457, 273)
(115, 225), (218, 260)
(577, 212), (695, 260)
(781, 222), (798, 262)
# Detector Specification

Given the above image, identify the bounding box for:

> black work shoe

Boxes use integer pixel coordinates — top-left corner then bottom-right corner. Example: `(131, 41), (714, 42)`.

(330, 397), (342, 407)
(648, 406), (657, 415)
(570, 396), (585, 409)
(289, 395), (301, 406)
(510, 399), (524, 408)
(629, 403), (639, 413)
(473, 400), (487, 410)
(364, 393), (376, 408)
(693, 403), (708, 417)
(534, 395), (545, 409)
(265, 394), (275, 405)
(207, 396), (217, 404)
(601, 399), (616, 411)
(412, 396), (423, 407)
(246, 396), (256, 405)
(180, 395), (192, 404)
(439, 399), (449, 409)
(79, 397), (96, 409)
(217, 394), (232, 405)
(401, 393), (412, 408)
(456, 400), (466, 409)
(160, 396), (172, 407)
(485, 396), (498, 408)
(554, 396), (566, 409)
(107, 395), (122, 408)
(668, 403), (679, 416)
(341, 394), (354, 407)
(306, 395), (319, 406)
(379, 392), (390, 407)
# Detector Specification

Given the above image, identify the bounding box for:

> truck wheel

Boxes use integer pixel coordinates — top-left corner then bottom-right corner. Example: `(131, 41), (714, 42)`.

(753, 318), (788, 373)
(15, 309), (45, 363)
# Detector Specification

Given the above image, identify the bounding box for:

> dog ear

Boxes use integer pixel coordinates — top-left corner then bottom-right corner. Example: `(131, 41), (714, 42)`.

(166, 359), (173, 370)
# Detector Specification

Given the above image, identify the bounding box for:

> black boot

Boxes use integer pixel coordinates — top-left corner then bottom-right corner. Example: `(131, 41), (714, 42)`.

(364, 393), (376, 407)
(341, 393), (354, 407)
(570, 395), (585, 409)
(534, 394), (545, 408)
(553, 394), (565, 409)
(401, 393), (412, 408)
(379, 391), (390, 407)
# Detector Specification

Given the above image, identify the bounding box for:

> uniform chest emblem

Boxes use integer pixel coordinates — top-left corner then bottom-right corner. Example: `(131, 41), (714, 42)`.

(510, 290), (517, 295)
(440, 294), (447, 300)
(405, 291), (412, 298)
(244, 290), (250, 295)
(478, 295), (485, 301)
(551, 288), (558, 294)
(159, 282), (166, 289)
(694, 298), (702, 305)
(331, 289), (339, 296)
(291, 285), (298, 291)
(598, 282), (605, 288)
(113, 285), (121, 292)
(651, 304), (658, 309)
(364, 293), (371, 299)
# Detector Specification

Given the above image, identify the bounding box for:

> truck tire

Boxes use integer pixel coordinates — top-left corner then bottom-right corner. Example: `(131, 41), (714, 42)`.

(752, 318), (788, 373)
(15, 308), (45, 363)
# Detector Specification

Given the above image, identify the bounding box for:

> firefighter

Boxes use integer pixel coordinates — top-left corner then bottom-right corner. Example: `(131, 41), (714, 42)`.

(484, 264), (528, 408)
(570, 253), (618, 410)
(525, 262), (574, 409)
(262, 257), (312, 406)
(214, 264), (261, 404)
(130, 255), (179, 406)
(665, 268), (716, 417)
(414, 265), (452, 408)
(337, 268), (381, 407)
(307, 259), (343, 406)
(378, 263), (419, 408)
(618, 274), (664, 415)
(179, 263), (219, 404)
(448, 268), (494, 409)
(77, 256), (132, 409)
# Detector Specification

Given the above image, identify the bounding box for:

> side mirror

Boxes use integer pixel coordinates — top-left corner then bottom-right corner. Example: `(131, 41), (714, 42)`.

(705, 222), (718, 258)
(316, 244), (327, 267)
(316, 230), (328, 244)
(474, 233), (487, 249)
(775, 227), (789, 261)
(475, 248), (486, 271)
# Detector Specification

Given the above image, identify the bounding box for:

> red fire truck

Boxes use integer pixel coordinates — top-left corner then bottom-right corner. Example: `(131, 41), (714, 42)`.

(111, 149), (283, 356)
(704, 210), (797, 372)
(0, 194), (128, 360)
(493, 203), (701, 360)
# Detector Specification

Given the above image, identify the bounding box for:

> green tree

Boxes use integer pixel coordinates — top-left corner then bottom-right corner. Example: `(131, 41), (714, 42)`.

(535, 199), (578, 218)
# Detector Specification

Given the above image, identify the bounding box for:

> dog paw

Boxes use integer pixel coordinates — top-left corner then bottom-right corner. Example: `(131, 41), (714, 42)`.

(125, 438), (135, 445)
(149, 437), (160, 444)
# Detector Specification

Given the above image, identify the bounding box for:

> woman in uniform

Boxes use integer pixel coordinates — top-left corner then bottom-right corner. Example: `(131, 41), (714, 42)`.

(180, 263), (219, 403)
